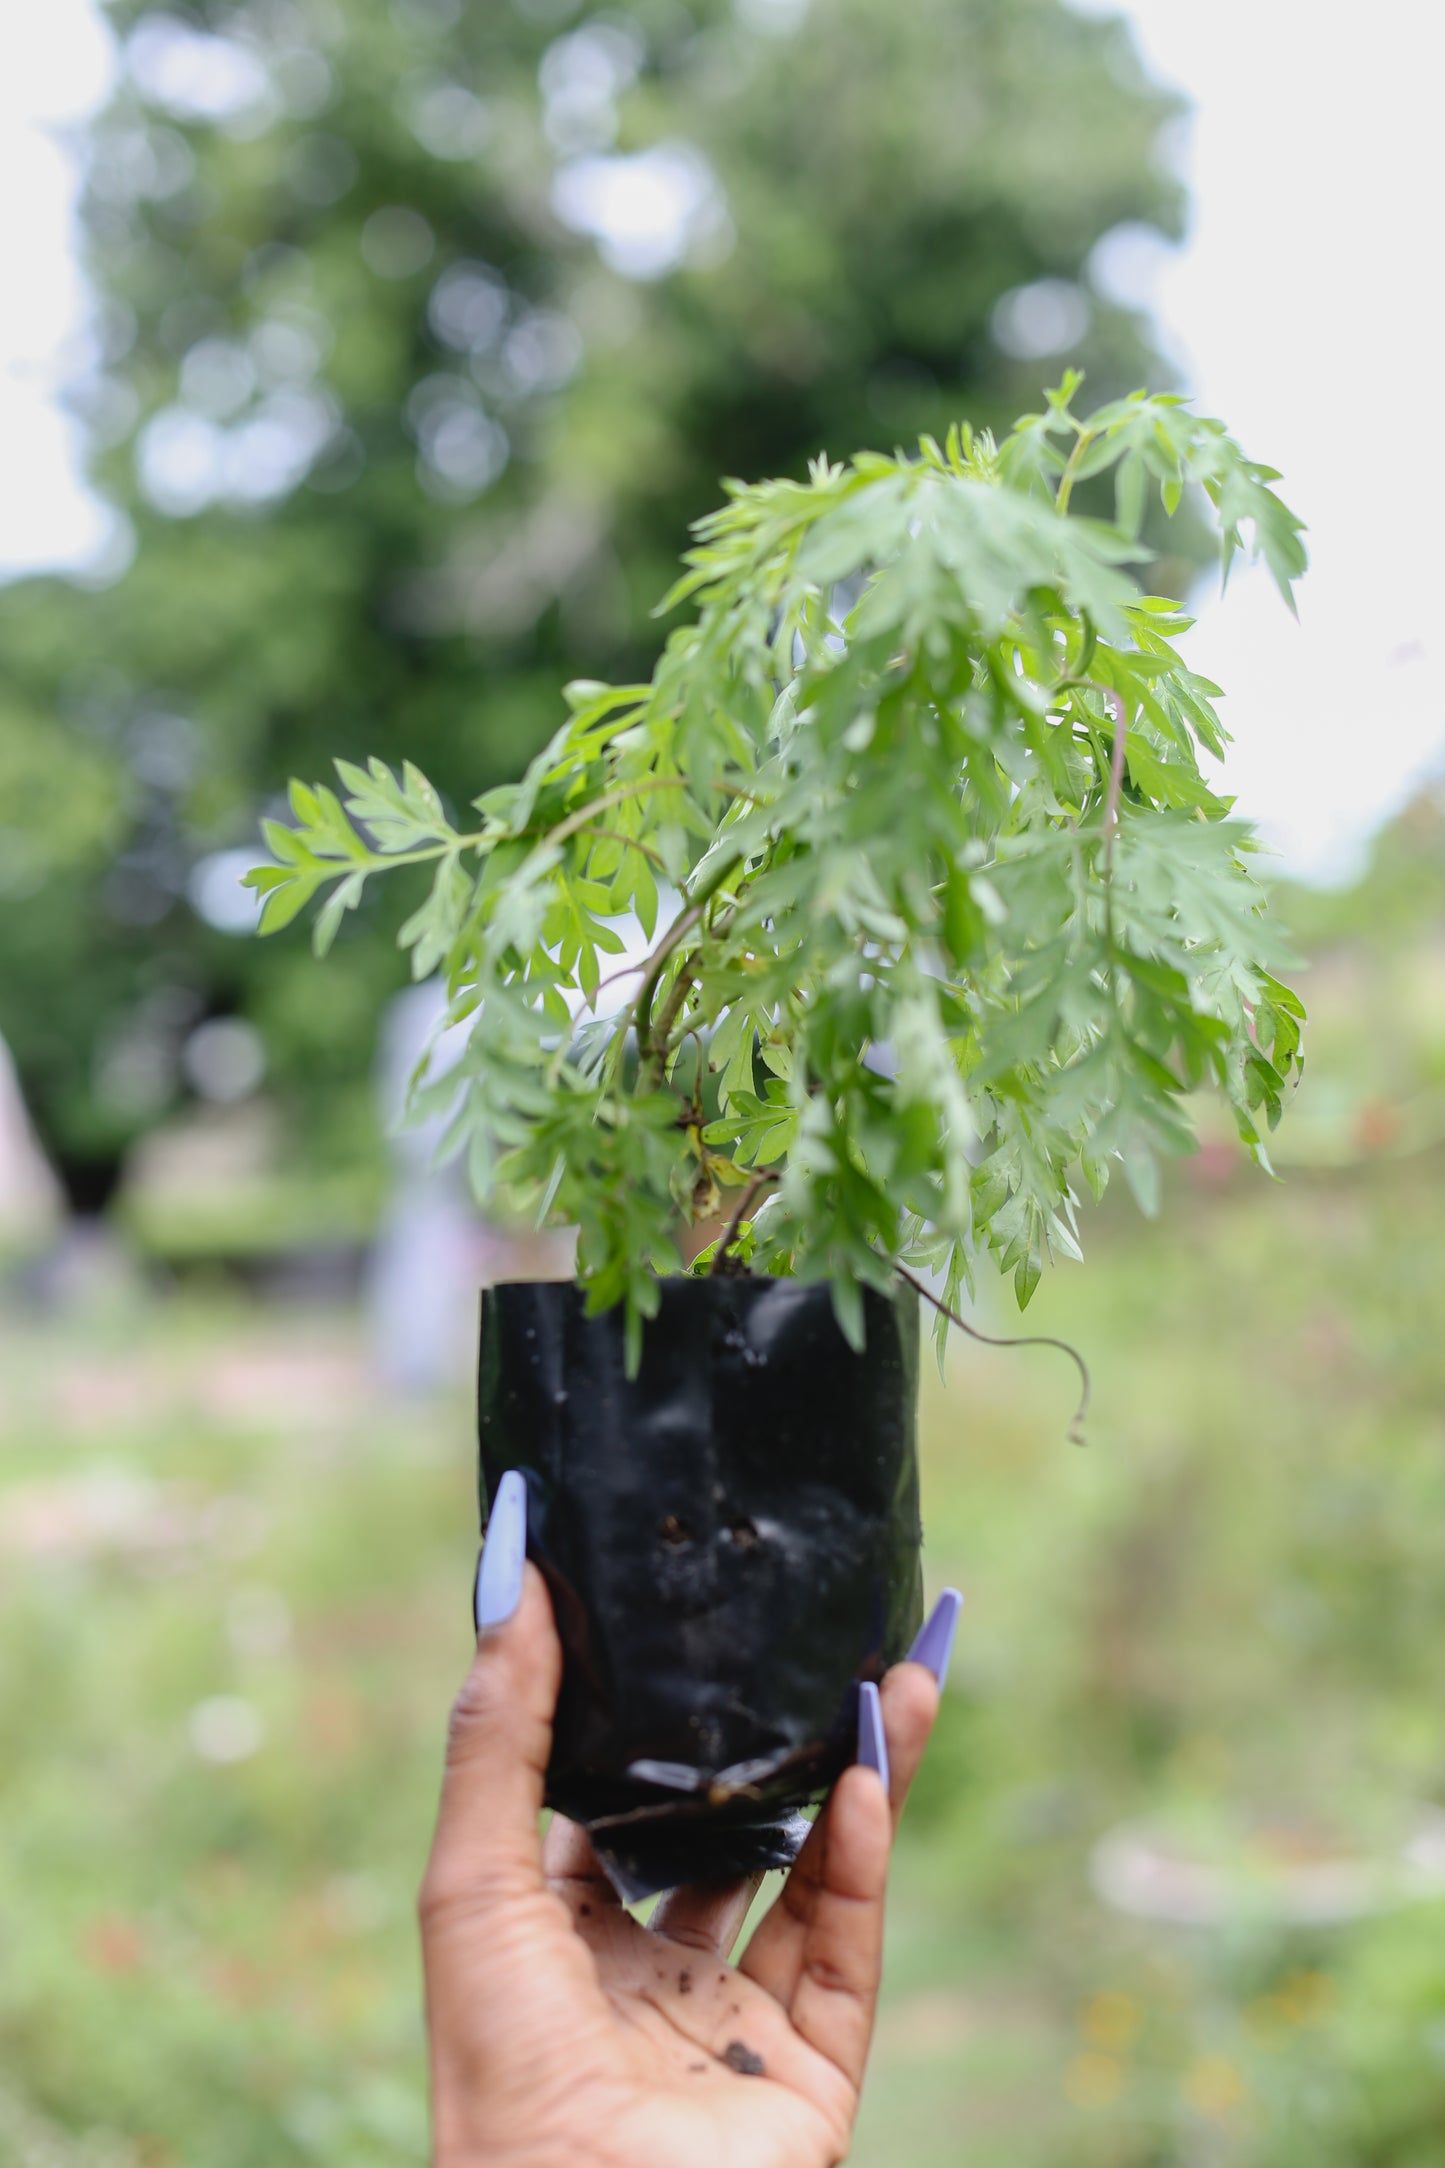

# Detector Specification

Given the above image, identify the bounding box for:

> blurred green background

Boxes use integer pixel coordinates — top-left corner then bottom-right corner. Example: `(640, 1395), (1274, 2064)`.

(4, 0), (1445, 2162)
(0, 0), (1183, 1215)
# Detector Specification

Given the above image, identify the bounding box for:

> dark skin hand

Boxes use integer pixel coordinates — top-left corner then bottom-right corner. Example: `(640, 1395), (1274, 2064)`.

(419, 1566), (942, 2168)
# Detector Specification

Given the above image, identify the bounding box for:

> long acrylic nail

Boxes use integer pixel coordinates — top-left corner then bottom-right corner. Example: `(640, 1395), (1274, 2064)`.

(907, 1587), (963, 1692)
(474, 1469), (527, 1633)
(856, 1680), (890, 1794)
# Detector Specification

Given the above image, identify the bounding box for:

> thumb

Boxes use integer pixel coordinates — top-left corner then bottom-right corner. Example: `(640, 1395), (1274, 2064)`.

(420, 1476), (562, 1918)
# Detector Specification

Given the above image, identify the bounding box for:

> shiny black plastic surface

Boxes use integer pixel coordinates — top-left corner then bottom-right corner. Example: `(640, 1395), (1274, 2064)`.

(477, 1274), (922, 1893)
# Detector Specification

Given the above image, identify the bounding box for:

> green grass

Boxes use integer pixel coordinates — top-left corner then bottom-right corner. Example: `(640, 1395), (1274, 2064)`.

(5, 1141), (1445, 2163)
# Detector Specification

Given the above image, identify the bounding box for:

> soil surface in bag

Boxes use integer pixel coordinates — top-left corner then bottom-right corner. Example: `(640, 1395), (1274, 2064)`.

(477, 1274), (923, 1899)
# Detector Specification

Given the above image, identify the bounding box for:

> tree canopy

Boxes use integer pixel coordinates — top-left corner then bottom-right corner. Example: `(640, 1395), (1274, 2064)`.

(0, 0), (1186, 1203)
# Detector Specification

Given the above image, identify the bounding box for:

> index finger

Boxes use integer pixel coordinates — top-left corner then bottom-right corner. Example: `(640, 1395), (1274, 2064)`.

(738, 1652), (943, 2024)
(766, 1763), (893, 2090)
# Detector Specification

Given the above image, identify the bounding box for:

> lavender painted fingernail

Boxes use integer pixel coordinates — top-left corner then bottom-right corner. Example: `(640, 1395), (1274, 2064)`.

(856, 1680), (890, 1793)
(907, 1588), (963, 1691)
(474, 1469), (527, 1632)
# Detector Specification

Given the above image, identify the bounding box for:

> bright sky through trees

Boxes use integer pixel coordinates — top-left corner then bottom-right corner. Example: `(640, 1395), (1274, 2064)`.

(1076, 0), (1444, 882)
(0, 0), (118, 578)
(1, 0), (1439, 881)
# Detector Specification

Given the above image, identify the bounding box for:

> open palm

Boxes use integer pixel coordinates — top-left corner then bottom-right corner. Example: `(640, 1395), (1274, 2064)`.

(420, 1567), (942, 2168)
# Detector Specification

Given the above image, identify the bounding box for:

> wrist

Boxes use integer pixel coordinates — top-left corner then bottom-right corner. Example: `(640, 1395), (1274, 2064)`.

(432, 2115), (578, 2168)
(436, 2150), (576, 2168)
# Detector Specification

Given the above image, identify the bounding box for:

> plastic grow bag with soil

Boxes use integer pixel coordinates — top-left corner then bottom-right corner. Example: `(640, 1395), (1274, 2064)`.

(477, 1274), (923, 1900)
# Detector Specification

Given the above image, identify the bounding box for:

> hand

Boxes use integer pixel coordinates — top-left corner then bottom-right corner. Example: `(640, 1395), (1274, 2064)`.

(418, 1471), (962, 2168)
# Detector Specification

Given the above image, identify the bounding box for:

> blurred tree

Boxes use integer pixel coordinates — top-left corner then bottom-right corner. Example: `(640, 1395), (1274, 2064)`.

(1280, 783), (1445, 953)
(0, 0), (1185, 1207)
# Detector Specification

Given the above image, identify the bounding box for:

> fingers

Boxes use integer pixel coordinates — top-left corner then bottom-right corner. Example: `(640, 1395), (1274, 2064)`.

(650, 1872), (765, 1959)
(906, 1586), (963, 1692)
(876, 1658), (939, 1822)
(738, 1707), (894, 2022)
(649, 1647), (929, 1970)
(543, 1814), (623, 1922)
(420, 1473), (563, 1921)
(739, 1587), (961, 2044)
(880, 1585), (962, 1820)
(779, 1763), (892, 2089)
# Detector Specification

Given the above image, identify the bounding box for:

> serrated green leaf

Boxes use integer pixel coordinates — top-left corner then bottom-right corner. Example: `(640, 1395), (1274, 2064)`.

(256, 876), (318, 934)
(829, 1273), (866, 1352)
(312, 870), (366, 957)
(247, 385), (1305, 1343)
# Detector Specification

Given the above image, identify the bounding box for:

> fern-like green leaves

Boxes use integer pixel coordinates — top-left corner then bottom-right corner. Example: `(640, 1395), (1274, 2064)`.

(246, 379), (1307, 1361)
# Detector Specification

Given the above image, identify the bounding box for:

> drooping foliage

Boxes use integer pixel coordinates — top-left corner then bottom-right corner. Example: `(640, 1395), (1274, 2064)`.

(255, 381), (1306, 1362)
(0, 0), (1185, 1199)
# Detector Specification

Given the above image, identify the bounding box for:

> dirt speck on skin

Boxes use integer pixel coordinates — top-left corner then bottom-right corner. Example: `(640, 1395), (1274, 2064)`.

(723, 2041), (766, 2077)
(678, 1969), (692, 1995)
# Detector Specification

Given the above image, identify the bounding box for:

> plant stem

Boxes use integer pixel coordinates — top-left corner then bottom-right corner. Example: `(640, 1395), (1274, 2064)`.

(363, 839), (477, 870)
(1055, 427), (1096, 516)
(575, 825), (671, 876)
(531, 776), (693, 863)
(893, 1264), (1092, 1445)
(1099, 684), (1128, 883)
(351, 777), (696, 872)
(1051, 673), (1129, 920)
(633, 901), (709, 1077)
(633, 854), (745, 1079)
(652, 961), (698, 1056)
(710, 1170), (780, 1273)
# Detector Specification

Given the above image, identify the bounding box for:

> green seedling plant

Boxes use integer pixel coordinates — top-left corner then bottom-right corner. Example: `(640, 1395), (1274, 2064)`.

(247, 376), (1306, 1392)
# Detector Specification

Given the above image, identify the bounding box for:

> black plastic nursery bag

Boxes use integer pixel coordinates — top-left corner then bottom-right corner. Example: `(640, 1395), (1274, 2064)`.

(477, 1273), (923, 1900)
